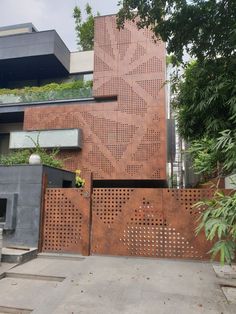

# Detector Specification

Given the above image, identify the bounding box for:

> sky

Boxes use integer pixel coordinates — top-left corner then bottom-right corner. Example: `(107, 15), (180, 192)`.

(0, 0), (120, 51)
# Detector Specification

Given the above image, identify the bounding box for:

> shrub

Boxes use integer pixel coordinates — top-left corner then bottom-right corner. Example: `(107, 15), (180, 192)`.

(0, 135), (63, 168)
(0, 149), (31, 166)
(0, 80), (93, 103)
(195, 190), (236, 265)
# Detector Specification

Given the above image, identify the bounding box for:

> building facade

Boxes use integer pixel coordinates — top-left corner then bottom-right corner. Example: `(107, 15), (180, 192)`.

(0, 15), (167, 183)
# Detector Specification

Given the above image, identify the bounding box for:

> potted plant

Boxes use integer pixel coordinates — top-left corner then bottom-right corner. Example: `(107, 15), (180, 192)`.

(75, 169), (85, 188)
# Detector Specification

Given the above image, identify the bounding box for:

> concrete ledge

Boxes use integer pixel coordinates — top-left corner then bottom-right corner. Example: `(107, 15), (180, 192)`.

(38, 252), (85, 261)
(1, 247), (38, 264)
(213, 264), (236, 279)
(3, 272), (65, 282)
(0, 306), (33, 313)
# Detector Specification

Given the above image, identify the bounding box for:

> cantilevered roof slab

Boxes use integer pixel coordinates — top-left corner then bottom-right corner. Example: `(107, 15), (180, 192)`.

(0, 30), (70, 86)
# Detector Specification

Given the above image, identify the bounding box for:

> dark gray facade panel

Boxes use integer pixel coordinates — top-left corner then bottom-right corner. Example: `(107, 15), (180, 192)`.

(0, 165), (75, 247)
(53, 31), (70, 71)
(0, 31), (55, 59)
(0, 31), (70, 85)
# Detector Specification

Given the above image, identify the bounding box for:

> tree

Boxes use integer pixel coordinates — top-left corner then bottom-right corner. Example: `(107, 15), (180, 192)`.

(73, 3), (99, 51)
(173, 59), (236, 141)
(117, 1), (236, 161)
(117, 1), (236, 62)
(117, 0), (236, 140)
(117, 1), (236, 264)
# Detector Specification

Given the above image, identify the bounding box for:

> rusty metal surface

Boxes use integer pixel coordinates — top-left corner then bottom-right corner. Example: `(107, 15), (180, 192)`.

(42, 188), (91, 255)
(91, 188), (216, 260)
(24, 15), (167, 181)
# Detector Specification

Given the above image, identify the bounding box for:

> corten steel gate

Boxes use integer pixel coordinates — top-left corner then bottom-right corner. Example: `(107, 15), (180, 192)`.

(41, 186), (230, 259)
(91, 188), (216, 260)
(41, 188), (91, 255)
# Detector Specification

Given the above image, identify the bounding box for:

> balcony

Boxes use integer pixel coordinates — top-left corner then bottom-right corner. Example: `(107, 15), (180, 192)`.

(0, 81), (93, 105)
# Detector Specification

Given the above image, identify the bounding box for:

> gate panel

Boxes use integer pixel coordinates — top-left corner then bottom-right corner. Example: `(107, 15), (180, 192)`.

(91, 188), (218, 260)
(162, 189), (214, 259)
(42, 188), (91, 255)
(91, 188), (164, 257)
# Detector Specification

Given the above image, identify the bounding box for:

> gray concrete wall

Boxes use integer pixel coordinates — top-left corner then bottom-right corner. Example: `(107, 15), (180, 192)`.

(0, 165), (75, 248)
(70, 51), (94, 74)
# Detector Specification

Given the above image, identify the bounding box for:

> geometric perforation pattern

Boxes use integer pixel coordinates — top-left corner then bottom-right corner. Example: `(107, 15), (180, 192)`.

(42, 188), (90, 255)
(130, 43), (146, 64)
(91, 188), (227, 260)
(122, 226), (201, 258)
(132, 143), (161, 162)
(137, 79), (163, 99)
(167, 189), (214, 215)
(128, 56), (163, 75)
(92, 188), (133, 224)
(24, 14), (167, 180)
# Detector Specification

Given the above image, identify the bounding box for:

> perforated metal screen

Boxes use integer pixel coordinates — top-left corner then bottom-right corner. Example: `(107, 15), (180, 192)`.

(91, 188), (215, 259)
(42, 188), (91, 255)
(24, 15), (167, 181)
(41, 187), (229, 260)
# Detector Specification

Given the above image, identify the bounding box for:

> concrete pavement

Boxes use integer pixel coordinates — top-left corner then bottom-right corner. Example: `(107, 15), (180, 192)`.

(0, 255), (236, 314)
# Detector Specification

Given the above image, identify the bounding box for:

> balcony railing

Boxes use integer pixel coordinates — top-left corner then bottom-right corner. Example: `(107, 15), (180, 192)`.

(0, 85), (93, 105)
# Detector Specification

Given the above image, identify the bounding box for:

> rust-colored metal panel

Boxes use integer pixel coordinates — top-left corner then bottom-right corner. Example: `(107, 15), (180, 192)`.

(23, 15), (167, 181)
(42, 188), (91, 255)
(162, 189), (215, 260)
(91, 188), (165, 257)
(91, 188), (227, 260)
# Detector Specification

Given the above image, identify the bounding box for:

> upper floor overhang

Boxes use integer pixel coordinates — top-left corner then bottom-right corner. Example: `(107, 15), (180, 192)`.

(0, 29), (71, 85)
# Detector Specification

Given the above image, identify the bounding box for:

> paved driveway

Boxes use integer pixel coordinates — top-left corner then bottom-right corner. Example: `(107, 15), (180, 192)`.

(0, 255), (235, 314)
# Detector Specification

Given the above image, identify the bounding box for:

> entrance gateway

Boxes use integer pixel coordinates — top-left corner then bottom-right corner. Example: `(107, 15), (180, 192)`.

(41, 183), (220, 260)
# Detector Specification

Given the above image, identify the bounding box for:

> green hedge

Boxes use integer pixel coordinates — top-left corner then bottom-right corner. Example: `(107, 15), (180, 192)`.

(0, 149), (63, 168)
(0, 80), (93, 103)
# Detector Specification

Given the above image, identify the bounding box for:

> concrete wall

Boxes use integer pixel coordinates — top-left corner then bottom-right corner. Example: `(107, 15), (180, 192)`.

(0, 27), (31, 37)
(70, 51), (94, 74)
(0, 165), (75, 248)
(0, 23), (36, 38)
